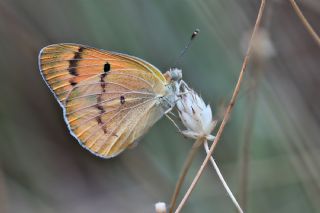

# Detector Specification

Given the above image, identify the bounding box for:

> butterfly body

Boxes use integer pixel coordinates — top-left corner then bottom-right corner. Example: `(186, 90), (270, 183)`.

(39, 44), (181, 158)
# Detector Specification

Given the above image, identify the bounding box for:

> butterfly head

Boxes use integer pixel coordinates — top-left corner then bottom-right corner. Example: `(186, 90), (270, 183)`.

(159, 68), (182, 113)
(164, 68), (182, 82)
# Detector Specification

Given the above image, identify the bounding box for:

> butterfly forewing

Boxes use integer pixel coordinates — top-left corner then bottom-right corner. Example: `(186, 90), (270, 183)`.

(39, 43), (168, 158)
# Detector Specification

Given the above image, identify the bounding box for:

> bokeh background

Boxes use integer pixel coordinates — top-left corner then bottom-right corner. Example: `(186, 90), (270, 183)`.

(0, 0), (319, 212)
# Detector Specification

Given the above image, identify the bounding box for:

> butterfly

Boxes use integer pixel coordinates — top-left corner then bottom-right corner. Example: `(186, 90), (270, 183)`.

(38, 43), (182, 158)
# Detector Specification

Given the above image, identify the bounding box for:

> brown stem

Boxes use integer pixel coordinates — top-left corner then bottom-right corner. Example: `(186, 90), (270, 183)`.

(174, 1), (266, 212)
(238, 75), (258, 210)
(169, 137), (204, 213)
(288, 0), (320, 46)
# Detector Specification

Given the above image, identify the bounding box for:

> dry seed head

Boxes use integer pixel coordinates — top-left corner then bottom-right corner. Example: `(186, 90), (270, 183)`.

(155, 202), (167, 213)
(177, 84), (214, 140)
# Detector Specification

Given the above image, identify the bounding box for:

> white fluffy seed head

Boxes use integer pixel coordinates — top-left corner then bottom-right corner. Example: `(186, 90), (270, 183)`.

(155, 202), (167, 213)
(177, 84), (213, 138)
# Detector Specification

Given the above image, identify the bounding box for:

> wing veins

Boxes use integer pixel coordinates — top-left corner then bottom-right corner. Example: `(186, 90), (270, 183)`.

(42, 58), (125, 65)
(41, 44), (165, 84)
(68, 91), (154, 101)
(83, 98), (157, 145)
(48, 69), (155, 90)
(62, 78), (135, 105)
(102, 100), (156, 155)
(73, 98), (154, 138)
(67, 95), (153, 116)
(46, 44), (113, 61)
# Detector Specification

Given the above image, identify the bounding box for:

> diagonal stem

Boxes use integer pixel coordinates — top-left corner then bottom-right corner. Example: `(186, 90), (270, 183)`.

(288, 0), (320, 46)
(204, 141), (243, 213)
(174, 1), (266, 212)
(169, 137), (205, 213)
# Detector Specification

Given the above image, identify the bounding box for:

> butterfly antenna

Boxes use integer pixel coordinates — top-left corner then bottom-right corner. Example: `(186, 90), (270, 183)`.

(173, 29), (200, 67)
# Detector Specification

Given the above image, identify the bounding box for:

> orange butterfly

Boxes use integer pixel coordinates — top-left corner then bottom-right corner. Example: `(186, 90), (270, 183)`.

(39, 44), (182, 158)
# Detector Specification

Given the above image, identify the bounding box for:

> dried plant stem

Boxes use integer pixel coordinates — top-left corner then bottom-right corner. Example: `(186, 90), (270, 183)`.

(174, 1), (266, 212)
(288, 0), (320, 46)
(238, 85), (257, 210)
(169, 137), (204, 213)
(204, 141), (243, 213)
(238, 56), (264, 210)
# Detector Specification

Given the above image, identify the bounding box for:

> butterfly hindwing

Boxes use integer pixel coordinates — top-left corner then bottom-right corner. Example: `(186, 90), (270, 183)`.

(39, 43), (168, 158)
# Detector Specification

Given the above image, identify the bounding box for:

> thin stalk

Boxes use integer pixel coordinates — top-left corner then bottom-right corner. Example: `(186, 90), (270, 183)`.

(174, 1), (266, 212)
(238, 60), (262, 210)
(204, 141), (243, 213)
(288, 0), (320, 46)
(169, 137), (205, 213)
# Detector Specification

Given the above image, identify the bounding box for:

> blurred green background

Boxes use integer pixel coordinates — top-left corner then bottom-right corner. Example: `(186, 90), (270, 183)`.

(0, 0), (320, 212)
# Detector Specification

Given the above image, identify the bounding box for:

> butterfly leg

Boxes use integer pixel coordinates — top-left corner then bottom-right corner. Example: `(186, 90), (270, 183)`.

(177, 80), (191, 96)
(179, 80), (190, 89)
(165, 113), (182, 132)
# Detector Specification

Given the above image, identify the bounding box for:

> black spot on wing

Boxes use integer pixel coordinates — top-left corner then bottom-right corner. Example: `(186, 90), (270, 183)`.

(120, 96), (125, 105)
(100, 73), (107, 92)
(96, 105), (104, 112)
(95, 72), (107, 133)
(104, 62), (111, 73)
(69, 79), (77, 86)
(69, 47), (84, 76)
